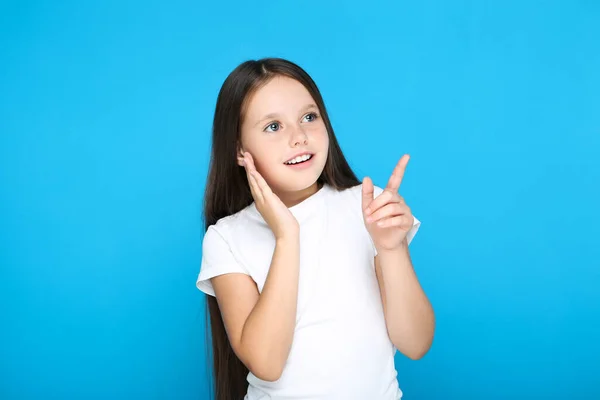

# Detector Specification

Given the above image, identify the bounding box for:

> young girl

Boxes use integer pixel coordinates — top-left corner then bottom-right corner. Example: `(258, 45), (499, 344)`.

(197, 58), (435, 400)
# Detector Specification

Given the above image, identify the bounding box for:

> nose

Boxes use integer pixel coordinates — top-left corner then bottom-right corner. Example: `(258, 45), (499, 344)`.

(290, 126), (308, 147)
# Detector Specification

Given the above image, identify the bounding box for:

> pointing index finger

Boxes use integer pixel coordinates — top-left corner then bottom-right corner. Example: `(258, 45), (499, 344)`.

(386, 154), (410, 193)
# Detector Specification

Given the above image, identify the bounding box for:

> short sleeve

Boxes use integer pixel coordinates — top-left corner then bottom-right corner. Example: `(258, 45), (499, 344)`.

(196, 225), (250, 297)
(370, 185), (422, 256)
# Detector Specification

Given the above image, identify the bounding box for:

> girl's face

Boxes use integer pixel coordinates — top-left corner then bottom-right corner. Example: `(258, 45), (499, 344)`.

(239, 76), (329, 201)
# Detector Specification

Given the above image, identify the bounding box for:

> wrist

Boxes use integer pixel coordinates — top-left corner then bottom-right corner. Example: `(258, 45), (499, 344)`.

(275, 230), (299, 244)
(376, 238), (408, 256)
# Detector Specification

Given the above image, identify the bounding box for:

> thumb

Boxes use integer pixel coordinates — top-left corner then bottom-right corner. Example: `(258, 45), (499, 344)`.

(362, 176), (374, 212)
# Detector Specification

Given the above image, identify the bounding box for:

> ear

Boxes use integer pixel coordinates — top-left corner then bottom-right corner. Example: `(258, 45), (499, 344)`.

(236, 145), (245, 167)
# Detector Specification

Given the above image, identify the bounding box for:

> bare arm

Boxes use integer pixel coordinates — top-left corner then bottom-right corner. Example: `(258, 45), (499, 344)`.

(375, 240), (434, 359)
(362, 155), (434, 360)
(212, 234), (299, 382)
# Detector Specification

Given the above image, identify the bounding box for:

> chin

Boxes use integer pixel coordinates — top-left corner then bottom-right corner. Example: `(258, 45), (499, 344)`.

(268, 170), (323, 194)
(276, 176), (320, 193)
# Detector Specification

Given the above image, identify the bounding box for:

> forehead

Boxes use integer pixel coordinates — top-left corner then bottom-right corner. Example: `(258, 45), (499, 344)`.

(244, 76), (315, 120)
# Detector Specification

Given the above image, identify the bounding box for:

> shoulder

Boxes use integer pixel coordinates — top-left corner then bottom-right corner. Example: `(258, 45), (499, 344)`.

(202, 205), (265, 261)
(205, 204), (260, 239)
(199, 206), (260, 296)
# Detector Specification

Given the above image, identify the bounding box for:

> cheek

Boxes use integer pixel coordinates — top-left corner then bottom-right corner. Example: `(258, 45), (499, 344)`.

(312, 125), (329, 149)
(313, 121), (328, 139)
(241, 133), (268, 163)
(246, 141), (279, 171)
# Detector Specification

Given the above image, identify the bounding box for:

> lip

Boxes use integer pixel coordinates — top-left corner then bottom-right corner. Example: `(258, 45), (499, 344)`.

(285, 155), (315, 170)
(283, 151), (313, 165)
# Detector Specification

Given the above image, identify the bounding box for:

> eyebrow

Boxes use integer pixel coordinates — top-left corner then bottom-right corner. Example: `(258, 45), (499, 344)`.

(253, 103), (319, 127)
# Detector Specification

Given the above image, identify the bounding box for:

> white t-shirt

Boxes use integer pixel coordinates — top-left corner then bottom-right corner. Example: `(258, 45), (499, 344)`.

(197, 183), (421, 400)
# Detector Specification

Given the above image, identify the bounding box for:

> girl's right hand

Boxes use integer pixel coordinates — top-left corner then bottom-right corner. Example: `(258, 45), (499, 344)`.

(242, 152), (299, 240)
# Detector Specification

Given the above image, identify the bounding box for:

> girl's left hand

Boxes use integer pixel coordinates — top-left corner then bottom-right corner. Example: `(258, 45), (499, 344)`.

(362, 154), (415, 252)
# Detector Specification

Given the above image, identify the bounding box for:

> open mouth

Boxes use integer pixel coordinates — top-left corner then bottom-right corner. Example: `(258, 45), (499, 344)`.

(284, 153), (313, 165)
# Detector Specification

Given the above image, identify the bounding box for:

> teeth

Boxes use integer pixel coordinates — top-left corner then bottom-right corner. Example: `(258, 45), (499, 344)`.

(285, 154), (312, 165)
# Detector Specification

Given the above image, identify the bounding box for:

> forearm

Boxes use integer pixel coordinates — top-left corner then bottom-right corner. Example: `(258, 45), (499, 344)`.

(377, 241), (435, 359)
(241, 235), (300, 379)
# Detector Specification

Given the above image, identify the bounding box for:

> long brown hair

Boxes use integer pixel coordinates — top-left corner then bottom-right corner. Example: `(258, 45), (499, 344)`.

(203, 58), (360, 400)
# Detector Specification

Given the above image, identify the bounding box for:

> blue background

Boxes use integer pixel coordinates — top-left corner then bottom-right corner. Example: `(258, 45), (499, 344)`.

(1, 1), (599, 399)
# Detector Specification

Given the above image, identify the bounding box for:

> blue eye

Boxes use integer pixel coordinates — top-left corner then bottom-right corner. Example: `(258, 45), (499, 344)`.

(264, 122), (280, 132)
(302, 112), (318, 122)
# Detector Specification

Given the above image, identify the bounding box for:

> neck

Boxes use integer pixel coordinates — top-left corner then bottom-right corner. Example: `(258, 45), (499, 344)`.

(276, 181), (321, 208)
